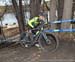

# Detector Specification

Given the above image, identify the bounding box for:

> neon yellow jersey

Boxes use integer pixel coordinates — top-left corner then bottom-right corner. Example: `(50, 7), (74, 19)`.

(28, 17), (40, 28)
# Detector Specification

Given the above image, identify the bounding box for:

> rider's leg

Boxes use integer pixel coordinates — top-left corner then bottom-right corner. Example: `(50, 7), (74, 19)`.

(20, 32), (26, 40)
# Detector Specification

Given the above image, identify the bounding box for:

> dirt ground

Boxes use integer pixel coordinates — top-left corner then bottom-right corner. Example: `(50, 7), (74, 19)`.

(0, 39), (75, 62)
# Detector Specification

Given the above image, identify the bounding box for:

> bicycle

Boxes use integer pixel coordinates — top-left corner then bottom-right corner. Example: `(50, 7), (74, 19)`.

(20, 23), (59, 52)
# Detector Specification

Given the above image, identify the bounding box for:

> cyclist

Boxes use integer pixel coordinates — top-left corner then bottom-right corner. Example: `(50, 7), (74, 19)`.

(28, 12), (47, 35)
(27, 13), (47, 47)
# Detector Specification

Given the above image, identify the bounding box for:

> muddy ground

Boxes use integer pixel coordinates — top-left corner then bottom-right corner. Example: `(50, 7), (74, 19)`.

(0, 39), (75, 62)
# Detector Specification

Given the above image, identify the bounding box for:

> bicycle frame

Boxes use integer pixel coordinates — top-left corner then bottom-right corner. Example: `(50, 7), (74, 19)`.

(32, 28), (51, 44)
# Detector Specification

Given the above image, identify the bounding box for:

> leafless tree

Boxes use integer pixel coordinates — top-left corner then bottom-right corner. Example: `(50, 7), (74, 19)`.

(49, 0), (57, 29)
(57, 0), (64, 29)
(71, 0), (75, 28)
(61, 0), (73, 29)
(57, 0), (64, 20)
(12, 0), (25, 34)
(30, 0), (41, 18)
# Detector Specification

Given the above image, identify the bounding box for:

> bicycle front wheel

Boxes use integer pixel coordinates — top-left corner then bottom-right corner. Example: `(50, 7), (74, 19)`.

(38, 33), (59, 52)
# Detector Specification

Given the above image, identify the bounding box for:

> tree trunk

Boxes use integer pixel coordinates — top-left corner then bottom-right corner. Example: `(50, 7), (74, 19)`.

(57, 0), (64, 20)
(0, 26), (1, 35)
(49, 0), (57, 29)
(30, 0), (41, 18)
(57, 0), (64, 29)
(12, 0), (25, 34)
(19, 0), (25, 29)
(71, 0), (75, 28)
(61, 0), (73, 29)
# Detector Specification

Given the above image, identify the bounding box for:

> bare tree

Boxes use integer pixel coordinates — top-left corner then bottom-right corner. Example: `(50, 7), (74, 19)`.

(57, 0), (64, 29)
(30, 0), (41, 18)
(72, 0), (75, 28)
(61, 0), (73, 29)
(49, 0), (57, 29)
(12, 0), (25, 34)
(57, 0), (64, 20)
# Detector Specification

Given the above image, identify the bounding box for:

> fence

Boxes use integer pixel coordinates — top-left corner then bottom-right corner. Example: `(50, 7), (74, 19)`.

(44, 19), (75, 33)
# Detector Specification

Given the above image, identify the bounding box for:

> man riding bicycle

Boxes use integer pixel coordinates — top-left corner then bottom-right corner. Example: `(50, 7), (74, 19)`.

(26, 13), (47, 47)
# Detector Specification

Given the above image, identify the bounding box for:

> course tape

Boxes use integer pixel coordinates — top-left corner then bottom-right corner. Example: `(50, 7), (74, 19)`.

(49, 19), (75, 24)
(44, 29), (75, 32)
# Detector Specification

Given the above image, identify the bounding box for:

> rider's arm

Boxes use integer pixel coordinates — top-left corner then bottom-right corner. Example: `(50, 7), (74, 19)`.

(37, 19), (45, 28)
(28, 17), (39, 28)
(28, 20), (34, 28)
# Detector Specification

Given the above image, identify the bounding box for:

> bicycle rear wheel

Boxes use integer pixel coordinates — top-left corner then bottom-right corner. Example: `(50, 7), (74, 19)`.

(38, 33), (59, 52)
